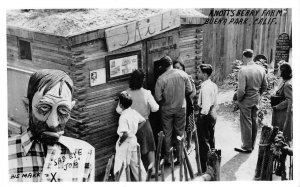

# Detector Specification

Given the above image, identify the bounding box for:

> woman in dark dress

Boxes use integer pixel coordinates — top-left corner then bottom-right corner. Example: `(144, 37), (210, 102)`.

(271, 62), (293, 142)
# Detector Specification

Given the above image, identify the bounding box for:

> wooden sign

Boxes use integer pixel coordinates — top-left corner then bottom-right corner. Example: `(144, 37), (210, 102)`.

(275, 33), (290, 68)
(105, 10), (180, 52)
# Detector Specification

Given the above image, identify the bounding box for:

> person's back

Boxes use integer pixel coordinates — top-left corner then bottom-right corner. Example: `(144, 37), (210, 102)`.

(156, 68), (190, 112)
(237, 62), (267, 107)
(126, 88), (158, 119)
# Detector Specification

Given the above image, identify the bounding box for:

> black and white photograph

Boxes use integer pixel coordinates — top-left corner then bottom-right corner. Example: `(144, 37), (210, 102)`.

(2, 0), (300, 185)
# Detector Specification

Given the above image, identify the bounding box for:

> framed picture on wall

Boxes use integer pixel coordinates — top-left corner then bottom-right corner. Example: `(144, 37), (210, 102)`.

(90, 68), (106, 86)
(105, 50), (141, 81)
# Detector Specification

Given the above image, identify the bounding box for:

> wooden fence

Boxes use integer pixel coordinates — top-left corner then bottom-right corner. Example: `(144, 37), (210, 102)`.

(197, 8), (292, 83)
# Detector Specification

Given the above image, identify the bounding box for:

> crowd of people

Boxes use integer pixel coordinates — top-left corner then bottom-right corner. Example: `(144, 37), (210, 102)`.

(113, 49), (293, 181)
(8, 49), (293, 182)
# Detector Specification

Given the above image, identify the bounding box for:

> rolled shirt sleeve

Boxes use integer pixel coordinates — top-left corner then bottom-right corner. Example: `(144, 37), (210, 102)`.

(185, 74), (193, 95)
(146, 90), (159, 112)
(117, 116), (129, 136)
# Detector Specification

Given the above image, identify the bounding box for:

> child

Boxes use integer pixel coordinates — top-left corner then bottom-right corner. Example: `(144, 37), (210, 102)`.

(114, 91), (147, 181)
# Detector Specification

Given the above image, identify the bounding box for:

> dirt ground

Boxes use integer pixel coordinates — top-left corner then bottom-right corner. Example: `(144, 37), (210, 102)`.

(153, 86), (291, 181)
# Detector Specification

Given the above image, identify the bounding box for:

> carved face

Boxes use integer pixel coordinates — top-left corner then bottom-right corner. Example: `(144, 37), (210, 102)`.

(30, 82), (75, 145)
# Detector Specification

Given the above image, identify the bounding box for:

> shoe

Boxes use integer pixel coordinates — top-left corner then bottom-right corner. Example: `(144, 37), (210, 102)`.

(234, 147), (252, 153)
(150, 170), (161, 178)
(164, 161), (172, 167)
(174, 160), (180, 166)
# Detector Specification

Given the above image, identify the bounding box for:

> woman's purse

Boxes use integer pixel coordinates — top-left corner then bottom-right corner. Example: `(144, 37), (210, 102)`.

(271, 82), (286, 107)
(270, 95), (285, 107)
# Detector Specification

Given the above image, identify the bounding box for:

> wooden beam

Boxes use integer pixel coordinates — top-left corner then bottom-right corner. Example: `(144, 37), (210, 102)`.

(7, 26), (69, 46)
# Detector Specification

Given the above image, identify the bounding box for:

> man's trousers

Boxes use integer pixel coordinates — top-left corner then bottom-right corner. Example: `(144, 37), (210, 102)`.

(239, 104), (258, 151)
(196, 108), (216, 173)
(161, 107), (186, 162)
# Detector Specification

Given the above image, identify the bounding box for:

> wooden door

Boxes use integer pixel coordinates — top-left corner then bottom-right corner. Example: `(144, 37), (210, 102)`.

(145, 29), (180, 93)
(145, 29), (179, 145)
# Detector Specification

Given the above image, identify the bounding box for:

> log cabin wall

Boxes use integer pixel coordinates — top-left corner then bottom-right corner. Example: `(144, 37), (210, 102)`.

(178, 25), (204, 79)
(66, 37), (146, 178)
(7, 28), (72, 128)
(7, 24), (205, 180)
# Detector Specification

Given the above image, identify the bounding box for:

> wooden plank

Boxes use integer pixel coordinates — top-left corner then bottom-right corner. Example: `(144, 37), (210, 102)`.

(105, 10), (180, 51)
(180, 17), (206, 25)
(7, 26), (69, 46)
(32, 47), (72, 62)
(67, 29), (105, 46)
(32, 53), (72, 67)
(31, 44), (72, 57)
(71, 38), (106, 52)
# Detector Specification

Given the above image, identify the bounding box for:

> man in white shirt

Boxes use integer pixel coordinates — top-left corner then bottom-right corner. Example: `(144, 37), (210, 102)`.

(196, 64), (218, 173)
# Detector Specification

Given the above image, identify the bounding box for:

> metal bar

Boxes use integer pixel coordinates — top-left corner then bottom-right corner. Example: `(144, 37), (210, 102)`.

(155, 131), (164, 181)
(137, 144), (142, 181)
(146, 163), (154, 181)
(193, 129), (202, 175)
(177, 135), (184, 181)
(170, 147), (175, 181)
(160, 159), (165, 181)
(183, 146), (195, 179)
(126, 165), (131, 181)
(103, 155), (114, 181)
(183, 159), (189, 181)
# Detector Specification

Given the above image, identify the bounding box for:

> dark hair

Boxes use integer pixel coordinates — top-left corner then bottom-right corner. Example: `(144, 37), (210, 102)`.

(159, 56), (173, 69)
(27, 69), (73, 112)
(243, 49), (253, 58)
(173, 60), (185, 71)
(280, 62), (292, 80)
(119, 92), (132, 109)
(129, 69), (145, 90)
(199, 64), (213, 76)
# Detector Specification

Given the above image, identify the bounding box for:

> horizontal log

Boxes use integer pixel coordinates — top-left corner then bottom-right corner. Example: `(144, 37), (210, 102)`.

(7, 45), (19, 52)
(7, 26), (69, 46)
(7, 39), (19, 48)
(180, 17), (206, 25)
(8, 55), (70, 73)
(7, 34), (18, 42)
(32, 53), (72, 67)
(67, 29), (106, 46)
(33, 39), (71, 52)
(71, 39), (106, 52)
(31, 45), (72, 59)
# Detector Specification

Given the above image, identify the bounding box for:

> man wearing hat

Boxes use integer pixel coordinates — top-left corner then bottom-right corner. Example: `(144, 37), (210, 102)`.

(234, 49), (267, 153)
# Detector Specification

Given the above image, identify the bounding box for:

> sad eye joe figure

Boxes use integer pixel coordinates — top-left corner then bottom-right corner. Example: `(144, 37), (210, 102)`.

(114, 91), (147, 181)
(8, 69), (95, 182)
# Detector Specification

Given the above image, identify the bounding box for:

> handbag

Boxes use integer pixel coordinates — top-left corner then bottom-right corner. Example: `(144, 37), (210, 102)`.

(270, 95), (285, 107)
(271, 81), (286, 107)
